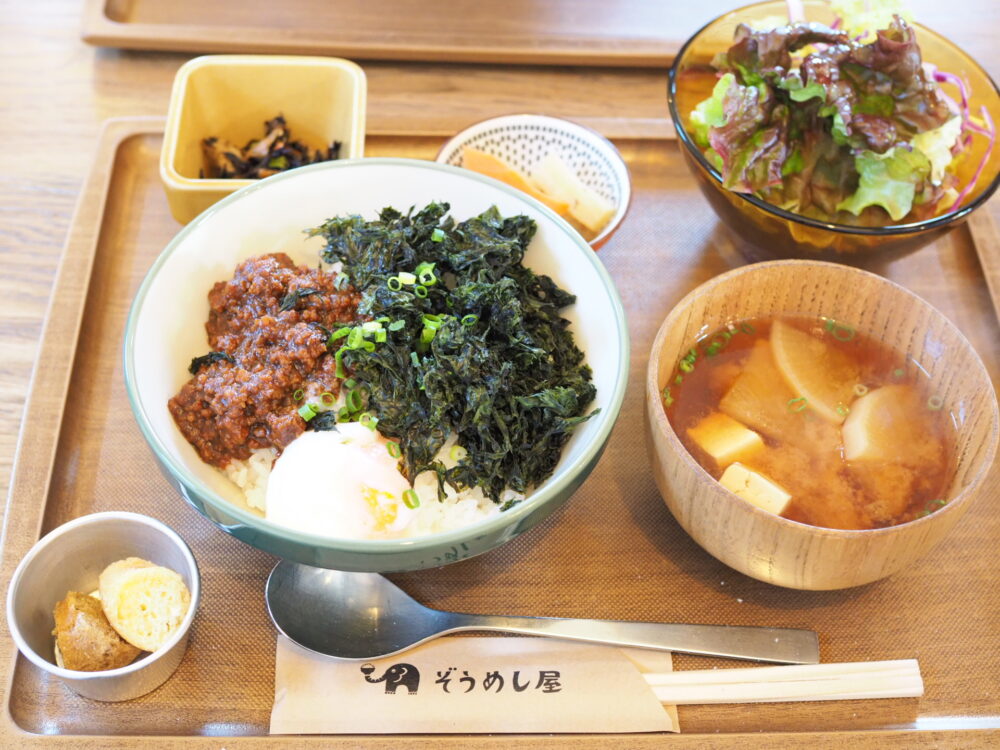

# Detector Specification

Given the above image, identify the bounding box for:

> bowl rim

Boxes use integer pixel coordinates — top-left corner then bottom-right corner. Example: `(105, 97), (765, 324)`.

(5, 511), (201, 682)
(124, 156), (630, 555)
(433, 112), (633, 248)
(666, 0), (1000, 236)
(160, 54), (368, 191)
(646, 258), (1000, 539)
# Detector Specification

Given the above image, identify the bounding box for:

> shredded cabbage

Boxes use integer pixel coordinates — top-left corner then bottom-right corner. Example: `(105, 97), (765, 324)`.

(837, 147), (931, 221)
(829, 0), (912, 39)
(912, 116), (962, 184)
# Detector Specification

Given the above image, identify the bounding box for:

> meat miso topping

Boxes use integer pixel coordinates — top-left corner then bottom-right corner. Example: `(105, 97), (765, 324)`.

(168, 253), (361, 467)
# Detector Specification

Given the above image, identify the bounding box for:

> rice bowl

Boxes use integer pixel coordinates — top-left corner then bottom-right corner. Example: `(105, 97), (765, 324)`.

(124, 158), (628, 571)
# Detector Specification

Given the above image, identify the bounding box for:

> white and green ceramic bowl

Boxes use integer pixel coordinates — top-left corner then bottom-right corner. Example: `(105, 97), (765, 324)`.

(124, 158), (628, 572)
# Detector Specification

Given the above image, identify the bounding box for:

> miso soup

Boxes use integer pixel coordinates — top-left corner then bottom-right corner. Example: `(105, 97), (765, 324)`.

(662, 316), (956, 530)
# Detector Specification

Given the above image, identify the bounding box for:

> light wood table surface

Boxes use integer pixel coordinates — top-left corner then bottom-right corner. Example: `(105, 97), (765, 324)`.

(0, 0), (997, 731)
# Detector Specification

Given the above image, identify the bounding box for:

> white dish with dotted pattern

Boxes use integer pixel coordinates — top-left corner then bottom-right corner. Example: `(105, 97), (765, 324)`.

(436, 114), (631, 250)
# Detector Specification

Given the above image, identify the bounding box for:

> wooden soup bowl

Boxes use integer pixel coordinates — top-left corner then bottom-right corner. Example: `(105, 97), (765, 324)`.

(645, 260), (999, 590)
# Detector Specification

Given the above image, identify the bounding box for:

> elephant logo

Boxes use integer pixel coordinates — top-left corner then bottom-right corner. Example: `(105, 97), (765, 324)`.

(360, 662), (420, 695)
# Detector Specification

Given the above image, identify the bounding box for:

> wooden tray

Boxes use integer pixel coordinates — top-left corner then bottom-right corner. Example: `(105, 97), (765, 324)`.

(81, 0), (719, 67)
(1, 117), (998, 748)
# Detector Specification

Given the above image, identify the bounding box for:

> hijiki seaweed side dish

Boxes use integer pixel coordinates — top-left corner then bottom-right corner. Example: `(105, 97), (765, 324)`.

(168, 203), (597, 539)
(201, 115), (342, 179)
(687, 3), (995, 225)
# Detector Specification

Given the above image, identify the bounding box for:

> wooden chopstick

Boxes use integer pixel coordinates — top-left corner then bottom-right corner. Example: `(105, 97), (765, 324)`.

(644, 659), (922, 705)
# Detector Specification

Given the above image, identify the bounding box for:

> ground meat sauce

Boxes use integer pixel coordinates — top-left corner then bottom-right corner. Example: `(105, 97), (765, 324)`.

(168, 253), (361, 467)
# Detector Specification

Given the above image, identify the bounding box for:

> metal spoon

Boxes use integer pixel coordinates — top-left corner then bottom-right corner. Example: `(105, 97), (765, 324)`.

(265, 561), (819, 664)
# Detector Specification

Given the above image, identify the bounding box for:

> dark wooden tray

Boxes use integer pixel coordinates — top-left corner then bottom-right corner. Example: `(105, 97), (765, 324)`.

(1, 117), (998, 748)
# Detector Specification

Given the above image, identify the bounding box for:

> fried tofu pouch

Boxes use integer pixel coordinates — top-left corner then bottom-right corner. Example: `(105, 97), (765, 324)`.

(99, 557), (191, 652)
(52, 591), (140, 671)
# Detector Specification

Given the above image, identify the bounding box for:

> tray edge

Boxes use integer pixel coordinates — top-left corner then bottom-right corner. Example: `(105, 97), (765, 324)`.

(0, 118), (996, 747)
(79, 0), (677, 68)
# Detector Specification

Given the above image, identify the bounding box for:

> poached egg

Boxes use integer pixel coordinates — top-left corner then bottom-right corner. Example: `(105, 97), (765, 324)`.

(264, 423), (417, 539)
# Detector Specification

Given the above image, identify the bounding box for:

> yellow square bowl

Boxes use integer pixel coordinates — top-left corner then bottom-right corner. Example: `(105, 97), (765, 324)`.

(160, 55), (367, 224)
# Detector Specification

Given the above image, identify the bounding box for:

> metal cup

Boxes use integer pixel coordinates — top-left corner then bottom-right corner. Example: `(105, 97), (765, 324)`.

(6, 512), (200, 701)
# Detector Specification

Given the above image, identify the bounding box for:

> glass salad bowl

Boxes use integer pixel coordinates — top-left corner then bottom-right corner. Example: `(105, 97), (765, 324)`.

(667, 0), (1000, 262)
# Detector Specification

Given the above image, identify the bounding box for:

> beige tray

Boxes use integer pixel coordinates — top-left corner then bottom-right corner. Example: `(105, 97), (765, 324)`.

(1, 117), (998, 748)
(82, 0), (719, 66)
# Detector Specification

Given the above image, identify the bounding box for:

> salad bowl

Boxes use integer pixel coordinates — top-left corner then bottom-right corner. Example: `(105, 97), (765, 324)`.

(667, 0), (1000, 262)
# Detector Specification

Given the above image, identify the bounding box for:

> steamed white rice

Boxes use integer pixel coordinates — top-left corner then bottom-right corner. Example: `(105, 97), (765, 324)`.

(223, 437), (517, 538)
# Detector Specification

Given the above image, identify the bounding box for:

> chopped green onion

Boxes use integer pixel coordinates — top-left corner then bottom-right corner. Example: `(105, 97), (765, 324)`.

(893, 367), (905, 378)
(386, 441), (402, 458)
(320, 391), (336, 407)
(347, 327), (364, 350)
(292, 388), (304, 401)
(932, 498), (947, 506)
(414, 284), (428, 298)
(461, 314), (479, 327)
(362, 321), (383, 333)
(674, 374), (683, 385)
(334, 272), (349, 289)
(387, 277), (403, 291)
(410, 351), (420, 368)
(421, 327), (436, 345)
(335, 347), (347, 378)
(836, 403), (850, 417)
(927, 395), (944, 411)
(449, 445), (467, 462)
(415, 262), (437, 286)
(375, 329), (387, 343)
(298, 403), (317, 421)
(739, 322), (756, 334)
(388, 319), (406, 332)
(344, 378), (357, 389)
(362, 340), (376, 352)
(358, 412), (378, 430)
(376, 316), (390, 324)
(662, 386), (674, 407)
(337, 406), (352, 422)
(787, 397), (808, 413)
(346, 389), (363, 412)
(824, 318), (856, 342)
(679, 360), (694, 373)
(853, 383), (869, 397)
(705, 332), (731, 356)
(402, 489), (420, 508)
(330, 326), (352, 341)
(430, 228), (446, 243)
(398, 271), (417, 285)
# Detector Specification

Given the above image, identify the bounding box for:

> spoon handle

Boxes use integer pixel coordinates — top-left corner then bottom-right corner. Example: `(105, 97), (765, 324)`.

(438, 613), (819, 664)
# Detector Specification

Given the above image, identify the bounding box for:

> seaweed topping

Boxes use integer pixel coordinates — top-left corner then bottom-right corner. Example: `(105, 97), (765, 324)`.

(309, 202), (598, 503)
(279, 287), (320, 312)
(188, 351), (235, 375)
